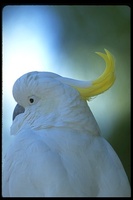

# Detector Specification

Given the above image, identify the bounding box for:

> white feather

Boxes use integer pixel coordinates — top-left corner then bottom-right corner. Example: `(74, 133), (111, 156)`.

(2, 71), (130, 197)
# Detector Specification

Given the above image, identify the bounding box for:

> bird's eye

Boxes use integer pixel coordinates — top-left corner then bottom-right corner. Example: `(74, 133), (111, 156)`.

(28, 95), (39, 105)
(29, 98), (34, 103)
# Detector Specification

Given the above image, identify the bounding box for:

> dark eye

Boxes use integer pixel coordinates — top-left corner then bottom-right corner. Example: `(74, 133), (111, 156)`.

(29, 98), (34, 103)
(28, 95), (39, 105)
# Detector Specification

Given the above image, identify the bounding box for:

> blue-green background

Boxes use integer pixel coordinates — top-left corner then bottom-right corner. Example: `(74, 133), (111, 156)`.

(2, 5), (130, 182)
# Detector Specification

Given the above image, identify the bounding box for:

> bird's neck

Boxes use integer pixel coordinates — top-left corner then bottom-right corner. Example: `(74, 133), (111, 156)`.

(57, 98), (100, 135)
(30, 97), (100, 136)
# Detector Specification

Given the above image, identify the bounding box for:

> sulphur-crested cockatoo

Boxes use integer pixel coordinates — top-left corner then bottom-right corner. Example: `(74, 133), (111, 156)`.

(2, 49), (130, 197)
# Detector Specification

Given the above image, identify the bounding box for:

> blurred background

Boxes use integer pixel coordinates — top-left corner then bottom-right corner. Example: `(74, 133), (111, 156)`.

(2, 5), (130, 182)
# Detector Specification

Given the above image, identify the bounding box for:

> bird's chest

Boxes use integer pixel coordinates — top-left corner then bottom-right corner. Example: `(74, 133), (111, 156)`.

(4, 130), (101, 197)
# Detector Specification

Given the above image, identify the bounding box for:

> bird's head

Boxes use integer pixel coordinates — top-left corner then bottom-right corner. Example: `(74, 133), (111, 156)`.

(11, 49), (115, 134)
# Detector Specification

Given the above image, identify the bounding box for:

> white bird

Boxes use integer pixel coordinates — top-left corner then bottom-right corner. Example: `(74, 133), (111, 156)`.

(2, 49), (131, 197)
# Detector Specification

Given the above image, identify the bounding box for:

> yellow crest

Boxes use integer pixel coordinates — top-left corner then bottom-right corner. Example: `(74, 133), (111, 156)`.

(73, 49), (115, 100)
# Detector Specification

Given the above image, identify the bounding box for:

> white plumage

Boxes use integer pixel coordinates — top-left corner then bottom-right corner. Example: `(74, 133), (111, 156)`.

(2, 50), (130, 197)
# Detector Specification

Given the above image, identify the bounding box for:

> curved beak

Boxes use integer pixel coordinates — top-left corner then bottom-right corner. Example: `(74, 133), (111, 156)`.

(12, 104), (25, 120)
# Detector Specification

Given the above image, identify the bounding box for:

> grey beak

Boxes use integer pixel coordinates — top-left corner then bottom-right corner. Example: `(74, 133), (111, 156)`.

(13, 104), (25, 120)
